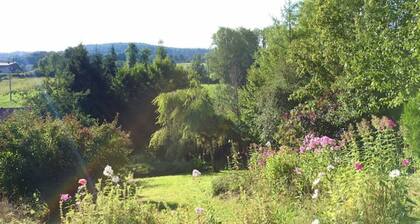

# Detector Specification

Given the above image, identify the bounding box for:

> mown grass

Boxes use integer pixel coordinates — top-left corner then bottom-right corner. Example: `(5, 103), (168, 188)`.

(0, 77), (45, 108)
(140, 171), (244, 223)
(409, 172), (420, 221)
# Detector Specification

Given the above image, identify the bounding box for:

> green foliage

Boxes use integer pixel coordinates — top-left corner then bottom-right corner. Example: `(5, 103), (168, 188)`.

(211, 171), (252, 196)
(37, 52), (66, 77)
(207, 27), (259, 86)
(64, 172), (222, 224)
(0, 195), (48, 224)
(402, 92), (420, 159)
(325, 167), (411, 224)
(288, 0), (420, 122)
(252, 116), (413, 223)
(0, 111), (131, 198)
(125, 43), (139, 68)
(63, 178), (159, 224)
(150, 87), (234, 167)
(240, 23), (298, 144)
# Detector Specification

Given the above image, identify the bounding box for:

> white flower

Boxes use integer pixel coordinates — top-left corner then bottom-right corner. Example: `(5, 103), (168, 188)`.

(103, 165), (114, 177)
(195, 207), (204, 215)
(389, 169), (401, 178)
(312, 219), (320, 224)
(312, 178), (321, 187)
(265, 141), (271, 147)
(312, 189), (319, 199)
(318, 172), (325, 178)
(192, 169), (201, 177)
(111, 175), (120, 183)
(327, 164), (335, 171)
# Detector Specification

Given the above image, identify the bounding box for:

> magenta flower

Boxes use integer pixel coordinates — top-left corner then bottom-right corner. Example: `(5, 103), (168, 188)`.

(60, 194), (71, 202)
(354, 162), (363, 172)
(402, 159), (410, 167)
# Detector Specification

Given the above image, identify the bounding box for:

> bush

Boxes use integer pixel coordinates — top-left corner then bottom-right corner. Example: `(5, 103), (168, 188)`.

(0, 195), (48, 224)
(0, 111), (131, 198)
(322, 117), (412, 223)
(211, 171), (252, 197)
(325, 167), (411, 223)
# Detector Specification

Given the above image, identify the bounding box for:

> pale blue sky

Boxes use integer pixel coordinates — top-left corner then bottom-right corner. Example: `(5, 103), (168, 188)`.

(0, 0), (285, 52)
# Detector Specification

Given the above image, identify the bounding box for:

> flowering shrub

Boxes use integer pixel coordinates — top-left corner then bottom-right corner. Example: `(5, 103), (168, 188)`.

(253, 116), (414, 222)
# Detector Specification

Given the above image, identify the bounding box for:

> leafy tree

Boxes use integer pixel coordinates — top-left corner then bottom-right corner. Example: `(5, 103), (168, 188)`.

(37, 52), (66, 77)
(112, 55), (189, 149)
(150, 87), (235, 169)
(207, 27), (259, 86)
(207, 27), (260, 121)
(289, 0), (420, 124)
(240, 6), (299, 143)
(125, 43), (139, 68)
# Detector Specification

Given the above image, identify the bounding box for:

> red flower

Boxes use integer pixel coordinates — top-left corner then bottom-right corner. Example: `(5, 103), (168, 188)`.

(78, 178), (87, 186)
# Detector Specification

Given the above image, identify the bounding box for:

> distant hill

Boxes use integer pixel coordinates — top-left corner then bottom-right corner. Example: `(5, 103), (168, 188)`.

(0, 43), (209, 71)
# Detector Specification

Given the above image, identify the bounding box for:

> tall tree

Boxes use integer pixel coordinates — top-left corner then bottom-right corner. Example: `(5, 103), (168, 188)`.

(139, 48), (152, 65)
(207, 27), (260, 120)
(103, 45), (118, 77)
(125, 43), (139, 68)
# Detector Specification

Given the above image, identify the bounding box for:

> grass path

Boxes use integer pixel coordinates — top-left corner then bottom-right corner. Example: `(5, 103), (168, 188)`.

(140, 172), (243, 223)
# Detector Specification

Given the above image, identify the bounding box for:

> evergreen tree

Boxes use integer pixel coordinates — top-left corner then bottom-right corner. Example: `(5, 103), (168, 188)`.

(139, 48), (151, 65)
(103, 45), (118, 77)
(125, 43), (139, 68)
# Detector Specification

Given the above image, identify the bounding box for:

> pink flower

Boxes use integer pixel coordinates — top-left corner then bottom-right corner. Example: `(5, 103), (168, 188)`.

(402, 159), (410, 167)
(354, 162), (363, 172)
(78, 178), (87, 186)
(60, 194), (71, 202)
(382, 117), (397, 129)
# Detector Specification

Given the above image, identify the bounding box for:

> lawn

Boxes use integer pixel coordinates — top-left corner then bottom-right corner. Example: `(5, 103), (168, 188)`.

(0, 77), (45, 108)
(140, 171), (244, 223)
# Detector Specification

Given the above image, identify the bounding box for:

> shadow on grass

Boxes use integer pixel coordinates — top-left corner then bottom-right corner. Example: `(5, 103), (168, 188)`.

(146, 200), (179, 210)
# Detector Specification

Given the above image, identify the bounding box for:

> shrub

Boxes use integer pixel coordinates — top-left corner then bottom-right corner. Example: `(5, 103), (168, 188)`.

(0, 111), (131, 198)
(211, 171), (252, 197)
(0, 195), (48, 224)
(321, 117), (413, 223)
(325, 166), (411, 223)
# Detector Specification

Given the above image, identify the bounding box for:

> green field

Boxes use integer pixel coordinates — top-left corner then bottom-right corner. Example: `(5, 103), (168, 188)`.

(0, 77), (45, 108)
(140, 171), (244, 223)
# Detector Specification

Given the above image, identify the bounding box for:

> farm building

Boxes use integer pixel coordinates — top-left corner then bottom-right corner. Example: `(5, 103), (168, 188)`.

(0, 62), (22, 74)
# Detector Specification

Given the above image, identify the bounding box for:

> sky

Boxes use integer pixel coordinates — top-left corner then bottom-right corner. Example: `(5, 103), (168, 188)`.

(0, 0), (285, 52)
